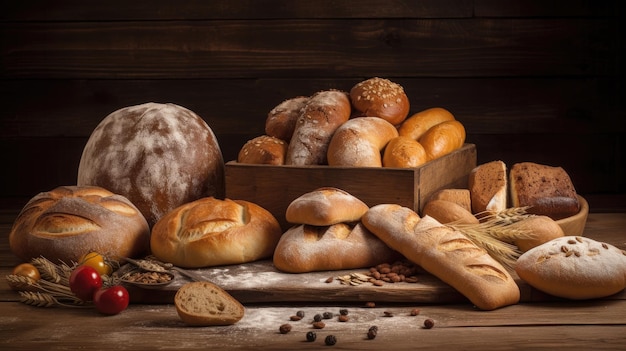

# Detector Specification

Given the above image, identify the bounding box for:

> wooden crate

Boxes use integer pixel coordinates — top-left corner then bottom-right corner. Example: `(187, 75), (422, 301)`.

(225, 143), (477, 230)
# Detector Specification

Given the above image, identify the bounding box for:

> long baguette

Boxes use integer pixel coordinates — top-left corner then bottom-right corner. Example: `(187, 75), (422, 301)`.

(362, 204), (520, 310)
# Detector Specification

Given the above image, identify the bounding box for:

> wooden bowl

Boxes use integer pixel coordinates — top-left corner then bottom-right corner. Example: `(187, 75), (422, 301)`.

(555, 195), (588, 236)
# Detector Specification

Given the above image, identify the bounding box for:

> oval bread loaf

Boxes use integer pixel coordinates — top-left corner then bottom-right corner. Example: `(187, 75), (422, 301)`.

(506, 215), (565, 252)
(285, 187), (369, 226)
(265, 96), (309, 142)
(382, 136), (429, 168)
(515, 236), (626, 300)
(327, 117), (399, 167)
(418, 119), (466, 161)
(175, 281), (245, 326)
(398, 107), (456, 141)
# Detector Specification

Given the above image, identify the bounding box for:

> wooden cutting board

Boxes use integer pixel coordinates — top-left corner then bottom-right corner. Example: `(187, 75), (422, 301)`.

(126, 259), (548, 305)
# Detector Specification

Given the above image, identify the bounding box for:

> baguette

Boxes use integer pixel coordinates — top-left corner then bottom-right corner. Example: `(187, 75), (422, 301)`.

(175, 281), (245, 326)
(362, 204), (520, 310)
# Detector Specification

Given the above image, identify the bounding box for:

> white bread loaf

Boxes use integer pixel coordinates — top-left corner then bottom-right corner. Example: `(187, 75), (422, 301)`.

(349, 77), (410, 125)
(9, 185), (150, 264)
(77, 102), (224, 227)
(516, 236), (626, 300)
(150, 197), (282, 268)
(285, 187), (369, 226)
(175, 281), (245, 326)
(362, 204), (520, 310)
(273, 223), (400, 273)
(327, 117), (398, 167)
(504, 215), (565, 252)
(469, 160), (508, 215)
(285, 90), (351, 165)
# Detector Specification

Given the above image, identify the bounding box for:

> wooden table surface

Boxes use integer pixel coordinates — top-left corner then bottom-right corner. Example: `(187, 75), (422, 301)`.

(1, 210), (625, 350)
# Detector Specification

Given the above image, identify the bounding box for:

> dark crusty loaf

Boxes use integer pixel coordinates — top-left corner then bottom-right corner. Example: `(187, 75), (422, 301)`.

(509, 162), (580, 220)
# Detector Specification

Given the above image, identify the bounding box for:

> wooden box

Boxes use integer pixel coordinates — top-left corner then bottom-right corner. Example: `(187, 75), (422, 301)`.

(225, 143), (477, 230)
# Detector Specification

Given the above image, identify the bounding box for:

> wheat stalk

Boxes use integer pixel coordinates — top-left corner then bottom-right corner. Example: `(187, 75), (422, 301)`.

(19, 291), (85, 308)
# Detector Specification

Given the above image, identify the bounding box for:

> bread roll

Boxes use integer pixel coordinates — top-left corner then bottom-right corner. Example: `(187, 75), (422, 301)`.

(265, 96), (309, 142)
(422, 199), (479, 225)
(418, 119), (466, 161)
(469, 160), (508, 216)
(509, 162), (580, 220)
(150, 197), (282, 268)
(175, 281), (245, 326)
(515, 236), (626, 300)
(285, 187), (369, 226)
(327, 117), (398, 167)
(77, 102), (224, 227)
(237, 135), (287, 165)
(349, 77), (410, 125)
(427, 188), (472, 213)
(398, 107), (456, 141)
(286, 90), (351, 165)
(9, 185), (150, 263)
(506, 215), (564, 252)
(362, 205), (520, 310)
(382, 136), (429, 168)
(273, 223), (400, 273)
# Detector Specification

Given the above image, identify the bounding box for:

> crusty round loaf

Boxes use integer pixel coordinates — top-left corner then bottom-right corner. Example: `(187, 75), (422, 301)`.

(77, 102), (225, 228)
(422, 199), (479, 225)
(265, 96), (309, 142)
(237, 135), (287, 165)
(382, 136), (429, 168)
(9, 185), (150, 264)
(350, 77), (410, 125)
(515, 236), (626, 300)
(285, 187), (369, 226)
(285, 90), (351, 165)
(398, 107), (456, 141)
(150, 197), (282, 268)
(175, 281), (245, 326)
(327, 117), (398, 167)
(273, 223), (400, 273)
(418, 119), (466, 161)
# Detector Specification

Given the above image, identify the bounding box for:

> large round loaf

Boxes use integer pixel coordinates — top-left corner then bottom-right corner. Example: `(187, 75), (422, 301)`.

(327, 117), (398, 167)
(285, 187), (369, 226)
(285, 90), (351, 165)
(9, 185), (150, 263)
(350, 77), (410, 125)
(515, 236), (626, 299)
(150, 197), (282, 268)
(273, 223), (400, 273)
(77, 102), (225, 228)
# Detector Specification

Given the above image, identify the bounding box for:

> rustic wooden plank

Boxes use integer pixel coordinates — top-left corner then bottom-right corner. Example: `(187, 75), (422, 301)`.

(475, 0), (621, 17)
(1, 18), (619, 78)
(0, 0), (474, 21)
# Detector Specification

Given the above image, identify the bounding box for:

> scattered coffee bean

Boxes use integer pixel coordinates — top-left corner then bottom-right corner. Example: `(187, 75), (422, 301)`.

(325, 335), (337, 346)
(338, 315), (349, 322)
(339, 308), (349, 316)
(312, 321), (326, 329)
(423, 318), (435, 329)
(322, 312), (333, 319)
(313, 314), (323, 322)
(325, 276), (334, 283)
(305, 331), (316, 342)
(289, 315), (302, 321)
(296, 310), (305, 318)
(383, 311), (393, 317)
(279, 324), (292, 334)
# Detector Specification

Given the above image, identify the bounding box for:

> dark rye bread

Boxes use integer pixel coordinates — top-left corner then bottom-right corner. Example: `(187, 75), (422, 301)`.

(509, 162), (580, 220)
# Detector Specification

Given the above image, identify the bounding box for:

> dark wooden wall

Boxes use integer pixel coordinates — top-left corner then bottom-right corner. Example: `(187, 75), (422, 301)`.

(1, 0), (624, 212)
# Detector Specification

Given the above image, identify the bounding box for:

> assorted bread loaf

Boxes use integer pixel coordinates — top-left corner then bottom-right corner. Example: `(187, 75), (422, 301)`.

(237, 77), (466, 168)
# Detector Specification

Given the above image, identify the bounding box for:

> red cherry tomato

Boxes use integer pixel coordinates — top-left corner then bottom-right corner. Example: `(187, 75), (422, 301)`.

(69, 265), (102, 301)
(79, 252), (113, 276)
(93, 286), (129, 315)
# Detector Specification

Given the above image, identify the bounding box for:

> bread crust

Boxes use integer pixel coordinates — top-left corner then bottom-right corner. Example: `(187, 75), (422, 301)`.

(427, 188), (472, 212)
(9, 185), (150, 263)
(238, 135), (287, 165)
(285, 187), (369, 226)
(422, 199), (479, 225)
(350, 77), (410, 125)
(327, 117), (398, 167)
(273, 223), (400, 273)
(362, 205), (520, 310)
(150, 197), (282, 268)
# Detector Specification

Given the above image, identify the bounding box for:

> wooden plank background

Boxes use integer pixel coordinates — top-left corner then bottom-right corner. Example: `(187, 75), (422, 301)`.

(0, 0), (624, 212)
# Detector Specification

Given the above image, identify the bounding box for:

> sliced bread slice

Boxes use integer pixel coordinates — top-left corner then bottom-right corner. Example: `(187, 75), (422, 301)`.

(175, 281), (245, 326)
(468, 160), (508, 215)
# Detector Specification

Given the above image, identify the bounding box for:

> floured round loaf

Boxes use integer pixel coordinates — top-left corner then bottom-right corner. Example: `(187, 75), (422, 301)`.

(327, 117), (398, 167)
(77, 102), (225, 227)
(9, 185), (150, 263)
(515, 236), (626, 299)
(285, 187), (369, 226)
(273, 223), (400, 273)
(150, 197), (282, 268)
(350, 77), (410, 125)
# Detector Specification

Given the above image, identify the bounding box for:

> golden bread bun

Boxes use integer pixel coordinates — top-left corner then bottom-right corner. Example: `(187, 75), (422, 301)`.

(349, 77), (410, 125)
(398, 107), (455, 141)
(382, 136), (429, 168)
(327, 117), (398, 167)
(237, 135), (287, 165)
(418, 119), (466, 160)
(285, 187), (369, 226)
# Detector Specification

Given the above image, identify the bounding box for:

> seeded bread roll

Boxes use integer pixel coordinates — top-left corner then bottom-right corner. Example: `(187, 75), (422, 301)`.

(362, 205), (520, 310)
(285, 90), (351, 165)
(382, 136), (429, 168)
(150, 197), (282, 268)
(469, 160), (508, 216)
(516, 236), (626, 300)
(418, 119), (466, 161)
(398, 107), (456, 141)
(509, 162), (580, 220)
(175, 281), (245, 326)
(237, 135), (287, 165)
(350, 77), (410, 125)
(427, 188), (472, 213)
(327, 117), (399, 167)
(285, 187), (369, 226)
(265, 96), (309, 142)
(9, 185), (150, 263)
(422, 199), (479, 225)
(273, 223), (400, 273)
